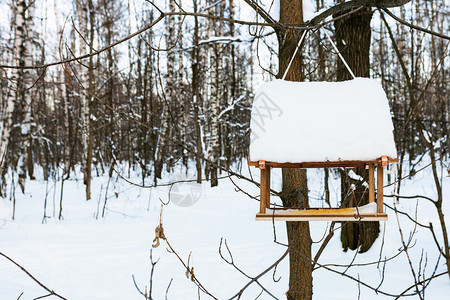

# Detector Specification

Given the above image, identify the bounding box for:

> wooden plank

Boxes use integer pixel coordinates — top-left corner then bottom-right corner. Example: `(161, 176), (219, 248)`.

(369, 164), (375, 203)
(264, 168), (271, 210)
(259, 168), (270, 213)
(249, 160), (368, 168)
(377, 164), (384, 214)
(266, 207), (360, 212)
(256, 213), (388, 222)
(264, 207), (375, 212)
(248, 157), (399, 169)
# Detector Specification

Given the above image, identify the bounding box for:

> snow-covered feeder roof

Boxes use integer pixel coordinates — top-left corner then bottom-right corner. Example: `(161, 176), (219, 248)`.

(249, 78), (398, 165)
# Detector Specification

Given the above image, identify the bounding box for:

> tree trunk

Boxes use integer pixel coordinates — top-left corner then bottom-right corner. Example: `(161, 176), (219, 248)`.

(278, 1), (313, 299)
(75, 0), (92, 199)
(334, 6), (380, 253)
(281, 169), (313, 300)
(54, 0), (71, 177)
(206, 0), (221, 187)
(178, 0), (188, 168)
(155, 0), (176, 179)
(18, 0), (35, 192)
(0, 0), (26, 176)
(85, 0), (96, 200)
(192, 0), (202, 184)
(102, 0), (116, 169)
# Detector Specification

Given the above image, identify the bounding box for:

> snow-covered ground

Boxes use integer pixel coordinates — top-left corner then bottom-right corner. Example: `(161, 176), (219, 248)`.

(0, 159), (449, 299)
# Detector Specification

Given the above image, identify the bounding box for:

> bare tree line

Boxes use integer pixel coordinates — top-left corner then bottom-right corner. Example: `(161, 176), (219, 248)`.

(0, 0), (254, 199)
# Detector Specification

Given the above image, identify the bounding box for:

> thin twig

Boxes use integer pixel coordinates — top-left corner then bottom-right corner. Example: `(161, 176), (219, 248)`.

(0, 252), (67, 300)
(382, 8), (450, 41)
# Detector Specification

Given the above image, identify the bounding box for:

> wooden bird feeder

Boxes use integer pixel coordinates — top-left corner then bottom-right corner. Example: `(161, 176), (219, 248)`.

(248, 78), (398, 221)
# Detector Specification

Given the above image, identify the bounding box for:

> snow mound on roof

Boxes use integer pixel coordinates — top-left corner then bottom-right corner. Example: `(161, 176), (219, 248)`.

(249, 78), (397, 163)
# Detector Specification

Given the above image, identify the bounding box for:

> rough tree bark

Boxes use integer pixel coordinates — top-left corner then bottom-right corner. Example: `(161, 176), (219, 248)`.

(334, 5), (380, 253)
(278, 1), (313, 299)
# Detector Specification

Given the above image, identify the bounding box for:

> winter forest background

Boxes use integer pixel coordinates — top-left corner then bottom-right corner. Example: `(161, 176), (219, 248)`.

(0, 0), (449, 299)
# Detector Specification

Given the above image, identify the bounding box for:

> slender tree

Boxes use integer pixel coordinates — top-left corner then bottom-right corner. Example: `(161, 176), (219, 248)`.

(17, 0), (35, 192)
(155, 0), (177, 179)
(191, 0), (203, 183)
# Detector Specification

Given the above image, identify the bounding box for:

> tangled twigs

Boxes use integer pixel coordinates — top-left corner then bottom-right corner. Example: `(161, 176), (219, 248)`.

(219, 238), (288, 299)
(132, 249), (171, 300)
(0, 251), (67, 300)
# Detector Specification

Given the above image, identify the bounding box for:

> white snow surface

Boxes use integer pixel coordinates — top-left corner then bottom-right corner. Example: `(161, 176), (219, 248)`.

(250, 78), (398, 163)
(0, 158), (449, 299)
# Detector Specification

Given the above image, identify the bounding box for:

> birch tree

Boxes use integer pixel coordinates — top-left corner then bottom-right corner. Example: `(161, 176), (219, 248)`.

(1, 0), (35, 191)
(0, 0), (26, 176)
(205, 0), (223, 187)
(155, 0), (177, 179)
(191, 0), (203, 183)
(53, 0), (71, 176)
(17, 0), (35, 192)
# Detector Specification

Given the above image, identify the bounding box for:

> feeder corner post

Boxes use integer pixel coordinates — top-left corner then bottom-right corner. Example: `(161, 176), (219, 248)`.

(368, 163), (375, 204)
(259, 160), (270, 214)
(377, 163), (384, 214)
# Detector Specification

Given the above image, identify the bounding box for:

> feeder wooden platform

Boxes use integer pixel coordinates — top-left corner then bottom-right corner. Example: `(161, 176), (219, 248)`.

(250, 157), (397, 222)
(256, 209), (388, 221)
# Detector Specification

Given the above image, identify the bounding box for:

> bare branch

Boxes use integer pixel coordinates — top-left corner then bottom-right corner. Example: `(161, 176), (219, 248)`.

(312, 222), (336, 268)
(0, 252), (67, 300)
(242, 0), (277, 25)
(309, 0), (411, 25)
(382, 8), (450, 41)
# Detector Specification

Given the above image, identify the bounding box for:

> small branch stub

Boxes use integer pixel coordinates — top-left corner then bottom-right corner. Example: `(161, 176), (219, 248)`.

(152, 225), (166, 248)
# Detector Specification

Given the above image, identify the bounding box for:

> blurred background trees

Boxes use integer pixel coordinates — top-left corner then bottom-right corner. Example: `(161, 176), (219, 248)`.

(0, 0), (448, 201)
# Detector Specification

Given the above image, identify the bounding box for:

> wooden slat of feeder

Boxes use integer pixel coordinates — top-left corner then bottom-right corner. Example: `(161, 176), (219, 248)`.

(256, 213), (388, 222)
(259, 168), (270, 213)
(377, 164), (384, 214)
(268, 207), (358, 214)
(248, 158), (398, 169)
(369, 164), (375, 203)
